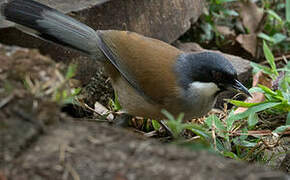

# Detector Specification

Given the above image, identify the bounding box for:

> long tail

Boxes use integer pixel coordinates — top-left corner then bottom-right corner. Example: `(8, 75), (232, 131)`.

(0, 0), (101, 58)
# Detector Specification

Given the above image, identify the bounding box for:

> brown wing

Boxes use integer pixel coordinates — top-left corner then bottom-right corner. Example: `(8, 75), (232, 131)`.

(96, 30), (182, 104)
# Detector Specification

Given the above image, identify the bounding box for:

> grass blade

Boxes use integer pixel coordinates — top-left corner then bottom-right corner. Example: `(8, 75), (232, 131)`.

(263, 41), (279, 76)
(227, 102), (280, 122)
(287, 0), (290, 22)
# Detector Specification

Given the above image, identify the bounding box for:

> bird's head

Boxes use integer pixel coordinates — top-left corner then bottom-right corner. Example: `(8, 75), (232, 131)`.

(175, 51), (251, 97)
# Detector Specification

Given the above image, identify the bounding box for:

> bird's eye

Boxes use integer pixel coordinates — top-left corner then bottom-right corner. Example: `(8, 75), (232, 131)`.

(211, 70), (223, 81)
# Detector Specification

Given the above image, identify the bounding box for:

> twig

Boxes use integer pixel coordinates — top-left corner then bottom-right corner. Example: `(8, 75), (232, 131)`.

(229, 130), (290, 136)
(261, 54), (290, 65)
(59, 144), (75, 163)
(212, 123), (217, 151)
(74, 118), (107, 123)
(183, 136), (201, 143)
(0, 94), (14, 109)
(78, 99), (114, 121)
(59, 144), (79, 180)
(160, 120), (174, 137)
(282, 55), (289, 64)
(59, 144), (66, 164)
(277, 54), (290, 61)
(143, 130), (158, 137)
(65, 163), (80, 180)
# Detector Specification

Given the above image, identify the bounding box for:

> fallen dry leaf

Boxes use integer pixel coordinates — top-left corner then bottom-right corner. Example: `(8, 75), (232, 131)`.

(216, 25), (235, 37)
(238, 1), (264, 33)
(252, 71), (272, 87)
(94, 101), (114, 121)
(236, 1), (264, 57)
(236, 34), (257, 57)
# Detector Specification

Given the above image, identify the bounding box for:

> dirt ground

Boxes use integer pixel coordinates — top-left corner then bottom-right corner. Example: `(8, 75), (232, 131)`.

(0, 45), (289, 180)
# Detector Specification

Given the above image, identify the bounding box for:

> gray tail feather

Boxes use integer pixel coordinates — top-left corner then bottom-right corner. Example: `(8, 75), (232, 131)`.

(0, 0), (100, 56)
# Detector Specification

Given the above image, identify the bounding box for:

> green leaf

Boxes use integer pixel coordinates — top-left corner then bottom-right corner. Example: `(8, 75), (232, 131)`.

(152, 120), (161, 130)
(257, 84), (276, 96)
(286, 0), (290, 21)
(272, 33), (287, 44)
(215, 138), (228, 152)
(263, 41), (279, 76)
(248, 112), (259, 127)
(109, 91), (122, 111)
(201, 23), (214, 41)
(229, 100), (261, 108)
(284, 21), (290, 29)
(205, 115), (226, 138)
(248, 87), (264, 93)
(185, 124), (212, 142)
(278, 68), (290, 72)
(176, 113), (185, 123)
(214, 117), (226, 131)
(239, 140), (257, 147)
(226, 110), (236, 131)
(258, 85), (284, 101)
(205, 114), (217, 128)
(223, 151), (240, 160)
(233, 136), (257, 147)
(161, 110), (186, 138)
(71, 87), (81, 96)
(286, 112), (290, 125)
(273, 125), (290, 133)
(250, 62), (273, 75)
(282, 91), (290, 102)
(161, 109), (175, 121)
(216, 0), (237, 4)
(267, 10), (283, 23)
(65, 64), (77, 79)
(258, 33), (275, 43)
(223, 9), (239, 16)
(227, 102), (280, 122)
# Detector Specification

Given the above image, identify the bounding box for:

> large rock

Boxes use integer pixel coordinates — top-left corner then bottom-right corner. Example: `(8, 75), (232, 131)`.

(0, 0), (203, 43)
(0, 0), (205, 83)
(3, 121), (288, 180)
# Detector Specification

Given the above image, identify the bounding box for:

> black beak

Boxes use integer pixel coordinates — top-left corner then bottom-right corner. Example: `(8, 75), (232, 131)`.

(229, 79), (252, 97)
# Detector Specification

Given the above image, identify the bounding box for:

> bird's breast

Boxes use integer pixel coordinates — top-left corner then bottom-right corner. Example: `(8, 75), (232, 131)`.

(178, 81), (220, 119)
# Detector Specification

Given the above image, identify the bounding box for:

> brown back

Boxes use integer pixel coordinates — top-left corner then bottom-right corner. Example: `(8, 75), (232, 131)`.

(98, 30), (182, 104)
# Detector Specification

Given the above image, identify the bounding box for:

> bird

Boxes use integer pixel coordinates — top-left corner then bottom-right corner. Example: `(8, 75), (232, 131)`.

(0, 0), (251, 121)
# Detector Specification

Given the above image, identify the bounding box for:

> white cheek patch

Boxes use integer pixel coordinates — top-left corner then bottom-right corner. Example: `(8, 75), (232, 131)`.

(189, 81), (220, 97)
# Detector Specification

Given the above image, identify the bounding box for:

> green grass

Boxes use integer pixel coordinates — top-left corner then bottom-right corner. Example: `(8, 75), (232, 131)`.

(53, 64), (81, 105)
(156, 43), (289, 164)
